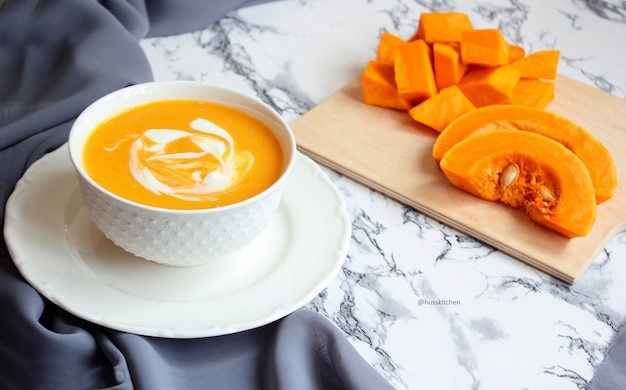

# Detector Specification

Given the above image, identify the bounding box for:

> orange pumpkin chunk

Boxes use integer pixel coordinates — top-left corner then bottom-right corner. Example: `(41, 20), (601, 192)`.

(510, 79), (555, 109)
(433, 105), (617, 203)
(408, 86), (475, 132)
(440, 129), (597, 238)
(458, 65), (521, 107)
(512, 50), (560, 79)
(507, 43), (526, 63)
(376, 31), (406, 66)
(412, 12), (473, 44)
(433, 42), (469, 90)
(394, 39), (438, 102)
(361, 60), (413, 111)
(460, 29), (510, 66)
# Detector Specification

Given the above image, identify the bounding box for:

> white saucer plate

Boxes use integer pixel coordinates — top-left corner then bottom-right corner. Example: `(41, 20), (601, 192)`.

(4, 144), (350, 338)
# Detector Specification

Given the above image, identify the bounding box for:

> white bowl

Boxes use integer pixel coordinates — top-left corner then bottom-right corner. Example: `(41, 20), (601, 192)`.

(68, 81), (296, 266)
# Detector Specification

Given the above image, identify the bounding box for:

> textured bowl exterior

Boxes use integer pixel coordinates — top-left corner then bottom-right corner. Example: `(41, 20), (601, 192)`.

(77, 174), (283, 266)
(69, 82), (295, 266)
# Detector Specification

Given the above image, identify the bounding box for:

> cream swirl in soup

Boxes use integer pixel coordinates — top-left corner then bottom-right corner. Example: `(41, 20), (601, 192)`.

(125, 118), (253, 201)
(83, 100), (284, 210)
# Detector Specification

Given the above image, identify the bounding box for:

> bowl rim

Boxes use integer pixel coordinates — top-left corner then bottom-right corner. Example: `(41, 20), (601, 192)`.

(68, 81), (297, 214)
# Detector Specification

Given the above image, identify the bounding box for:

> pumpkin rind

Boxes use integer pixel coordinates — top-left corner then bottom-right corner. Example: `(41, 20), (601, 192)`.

(433, 104), (617, 203)
(440, 129), (597, 238)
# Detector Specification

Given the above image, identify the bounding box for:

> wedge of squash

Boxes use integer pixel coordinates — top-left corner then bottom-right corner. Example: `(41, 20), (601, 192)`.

(440, 129), (597, 238)
(433, 105), (617, 203)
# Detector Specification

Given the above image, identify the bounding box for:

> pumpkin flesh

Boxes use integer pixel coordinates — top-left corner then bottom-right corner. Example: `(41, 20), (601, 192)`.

(510, 79), (555, 109)
(440, 129), (597, 238)
(433, 42), (469, 90)
(361, 60), (413, 111)
(408, 85), (475, 132)
(460, 29), (510, 66)
(433, 105), (617, 203)
(457, 65), (521, 107)
(394, 39), (438, 102)
(511, 49), (560, 79)
(376, 31), (405, 66)
(412, 12), (473, 44)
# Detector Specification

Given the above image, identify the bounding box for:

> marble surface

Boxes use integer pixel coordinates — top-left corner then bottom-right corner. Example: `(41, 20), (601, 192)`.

(141, 1), (626, 389)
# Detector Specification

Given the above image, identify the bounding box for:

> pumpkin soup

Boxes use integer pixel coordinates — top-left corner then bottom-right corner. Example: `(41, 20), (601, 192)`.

(82, 99), (284, 210)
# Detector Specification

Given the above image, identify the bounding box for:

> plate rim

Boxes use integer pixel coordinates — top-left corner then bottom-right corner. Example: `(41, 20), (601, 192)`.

(4, 144), (350, 338)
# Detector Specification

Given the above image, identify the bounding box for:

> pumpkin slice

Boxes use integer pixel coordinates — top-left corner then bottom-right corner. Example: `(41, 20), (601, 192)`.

(433, 105), (617, 203)
(440, 129), (597, 238)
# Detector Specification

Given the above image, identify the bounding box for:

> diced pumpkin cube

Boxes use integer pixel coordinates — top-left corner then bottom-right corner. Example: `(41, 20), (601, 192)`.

(458, 65), (521, 107)
(394, 39), (438, 102)
(361, 60), (413, 111)
(433, 42), (469, 90)
(376, 31), (406, 66)
(507, 43), (526, 63)
(510, 79), (555, 109)
(460, 29), (510, 66)
(512, 50), (560, 79)
(412, 12), (473, 44)
(408, 85), (476, 132)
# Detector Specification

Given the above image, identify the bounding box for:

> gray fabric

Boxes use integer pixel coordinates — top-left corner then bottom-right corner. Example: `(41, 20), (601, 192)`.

(0, 1), (394, 389)
(590, 322), (626, 390)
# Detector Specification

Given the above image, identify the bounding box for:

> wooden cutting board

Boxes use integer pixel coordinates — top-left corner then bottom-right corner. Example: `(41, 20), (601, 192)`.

(291, 74), (626, 284)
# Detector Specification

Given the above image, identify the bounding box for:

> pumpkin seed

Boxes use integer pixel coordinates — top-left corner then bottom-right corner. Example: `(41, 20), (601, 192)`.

(500, 163), (519, 191)
(541, 185), (556, 202)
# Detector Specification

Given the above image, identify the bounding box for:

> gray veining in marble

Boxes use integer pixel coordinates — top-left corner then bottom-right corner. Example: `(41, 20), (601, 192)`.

(141, 0), (626, 388)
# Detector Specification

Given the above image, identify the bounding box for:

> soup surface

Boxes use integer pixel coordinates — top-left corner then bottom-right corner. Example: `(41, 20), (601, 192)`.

(83, 99), (284, 210)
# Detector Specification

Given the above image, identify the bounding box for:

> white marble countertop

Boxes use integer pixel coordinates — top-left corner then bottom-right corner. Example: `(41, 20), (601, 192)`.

(141, 1), (626, 388)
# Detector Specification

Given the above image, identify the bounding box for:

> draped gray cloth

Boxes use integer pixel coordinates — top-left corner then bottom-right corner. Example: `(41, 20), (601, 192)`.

(0, 1), (394, 388)
(590, 323), (626, 389)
